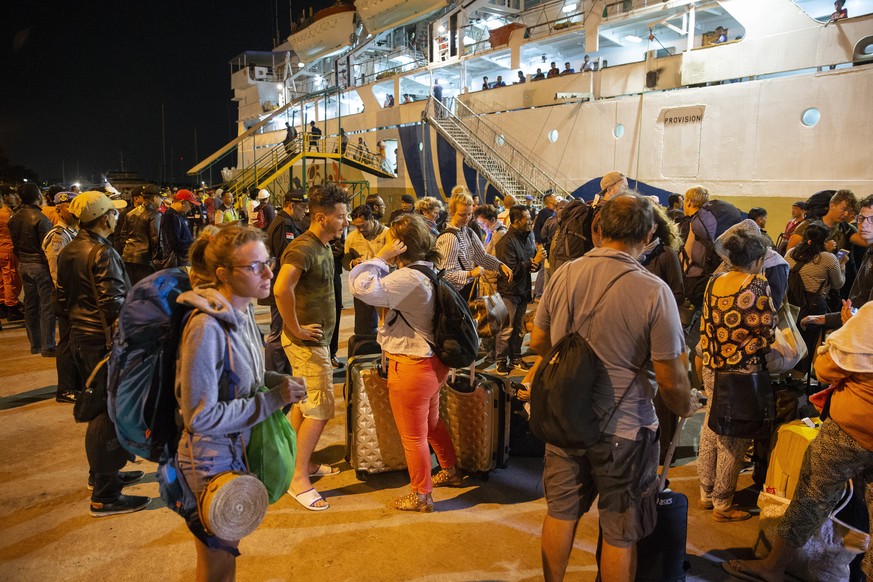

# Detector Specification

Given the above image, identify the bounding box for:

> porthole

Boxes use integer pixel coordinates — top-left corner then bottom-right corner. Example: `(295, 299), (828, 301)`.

(419, 142), (424, 151)
(496, 134), (505, 146)
(613, 123), (625, 139)
(801, 108), (820, 127)
(548, 130), (559, 143)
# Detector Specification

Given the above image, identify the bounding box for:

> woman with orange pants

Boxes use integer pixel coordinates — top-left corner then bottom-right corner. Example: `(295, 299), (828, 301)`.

(349, 213), (461, 512)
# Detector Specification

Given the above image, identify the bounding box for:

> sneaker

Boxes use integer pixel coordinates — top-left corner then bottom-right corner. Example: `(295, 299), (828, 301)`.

(432, 467), (464, 487)
(390, 492), (434, 513)
(56, 391), (78, 404)
(88, 470), (146, 491)
(90, 494), (150, 517)
(512, 359), (532, 372)
(6, 306), (24, 322)
(41, 348), (57, 358)
(495, 361), (511, 376)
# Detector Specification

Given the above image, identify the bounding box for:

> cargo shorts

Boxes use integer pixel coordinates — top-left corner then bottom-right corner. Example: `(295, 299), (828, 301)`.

(543, 428), (659, 548)
(282, 338), (335, 421)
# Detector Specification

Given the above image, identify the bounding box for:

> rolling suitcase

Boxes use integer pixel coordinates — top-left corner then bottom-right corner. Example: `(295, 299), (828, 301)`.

(634, 416), (691, 582)
(345, 354), (407, 479)
(440, 365), (510, 477)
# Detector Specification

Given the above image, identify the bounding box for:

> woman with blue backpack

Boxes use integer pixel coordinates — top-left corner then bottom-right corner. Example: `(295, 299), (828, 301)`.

(175, 226), (307, 580)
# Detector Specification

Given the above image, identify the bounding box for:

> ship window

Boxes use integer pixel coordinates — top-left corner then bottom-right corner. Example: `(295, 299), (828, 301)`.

(496, 134), (505, 146)
(613, 123), (625, 139)
(419, 142), (424, 151)
(801, 108), (820, 127)
(548, 130), (559, 143)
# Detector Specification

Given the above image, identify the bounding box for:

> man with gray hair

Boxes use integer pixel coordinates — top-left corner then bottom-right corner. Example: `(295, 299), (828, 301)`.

(532, 194), (693, 581)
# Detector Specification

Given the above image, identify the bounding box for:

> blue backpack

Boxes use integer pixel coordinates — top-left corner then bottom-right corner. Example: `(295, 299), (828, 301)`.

(107, 268), (194, 462)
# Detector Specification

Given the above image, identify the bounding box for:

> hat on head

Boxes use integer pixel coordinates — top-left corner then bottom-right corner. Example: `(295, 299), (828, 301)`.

(401, 194), (415, 204)
(792, 200), (808, 210)
(174, 189), (200, 205)
(54, 191), (78, 204)
(284, 189), (307, 204)
(71, 191), (127, 223)
(600, 171), (626, 192)
(258, 189), (271, 200)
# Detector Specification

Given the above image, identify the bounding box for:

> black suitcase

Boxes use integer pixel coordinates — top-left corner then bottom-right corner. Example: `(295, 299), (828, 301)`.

(596, 417), (691, 581)
(347, 334), (381, 359)
(635, 416), (690, 582)
(440, 365), (510, 477)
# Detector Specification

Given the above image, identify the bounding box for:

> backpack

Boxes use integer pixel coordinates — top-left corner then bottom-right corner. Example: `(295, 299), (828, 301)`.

(805, 190), (836, 221)
(785, 257), (827, 319)
(251, 206), (267, 230)
(529, 263), (638, 448)
(682, 200), (743, 302)
(549, 199), (595, 273)
(107, 268), (194, 461)
(396, 264), (480, 368)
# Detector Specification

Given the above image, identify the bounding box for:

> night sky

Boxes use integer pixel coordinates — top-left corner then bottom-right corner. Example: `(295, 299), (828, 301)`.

(1, 0), (328, 187)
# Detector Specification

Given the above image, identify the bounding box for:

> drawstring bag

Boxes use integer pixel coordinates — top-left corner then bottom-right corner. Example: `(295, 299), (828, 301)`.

(247, 389), (298, 504)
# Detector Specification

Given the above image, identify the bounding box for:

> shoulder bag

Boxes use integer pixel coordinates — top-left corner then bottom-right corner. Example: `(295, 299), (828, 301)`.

(705, 275), (776, 438)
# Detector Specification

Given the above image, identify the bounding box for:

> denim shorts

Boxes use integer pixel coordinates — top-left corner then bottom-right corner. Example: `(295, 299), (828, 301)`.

(543, 428), (659, 547)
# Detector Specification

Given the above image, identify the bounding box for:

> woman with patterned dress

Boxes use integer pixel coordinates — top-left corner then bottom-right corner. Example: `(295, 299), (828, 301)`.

(697, 230), (775, 522)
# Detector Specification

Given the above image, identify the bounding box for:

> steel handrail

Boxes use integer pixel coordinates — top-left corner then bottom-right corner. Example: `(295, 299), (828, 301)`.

(441, 97), (569, 199)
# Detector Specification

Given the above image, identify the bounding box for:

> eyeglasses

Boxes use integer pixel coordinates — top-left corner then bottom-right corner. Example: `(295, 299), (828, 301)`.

(230, 257), (276, 275)
(857, 215), (873, 225)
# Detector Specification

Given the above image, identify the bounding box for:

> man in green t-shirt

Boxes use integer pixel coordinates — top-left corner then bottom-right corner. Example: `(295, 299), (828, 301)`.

(275, 184), (349, 511)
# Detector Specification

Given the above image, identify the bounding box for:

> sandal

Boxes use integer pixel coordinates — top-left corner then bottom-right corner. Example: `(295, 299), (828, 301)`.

(309, 464), (340, 477)
(289, 487), (330, 511)
(432, 467), (464, 487)
(391, 492), (434, 513)
(721, 559), (771, 581)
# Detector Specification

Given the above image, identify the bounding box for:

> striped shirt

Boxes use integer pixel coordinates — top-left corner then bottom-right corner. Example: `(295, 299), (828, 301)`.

(435, 225), (505, 292)
(785, 248), (845, 295)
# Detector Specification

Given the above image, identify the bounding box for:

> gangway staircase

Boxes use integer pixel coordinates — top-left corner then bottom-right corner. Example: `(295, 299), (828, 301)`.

(187, 87), (394, 194)
(217, 134), (394, 196)
(423, 97), (570, 206)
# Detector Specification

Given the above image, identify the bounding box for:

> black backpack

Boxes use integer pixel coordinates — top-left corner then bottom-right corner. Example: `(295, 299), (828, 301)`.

(805, 190), (836, 221)
(682, 200), (743, 303)
(397, 265), (480, 368)
(785, 258), (827, 319)
(549, 199), (595, 273)
(529, 263), (638, 449)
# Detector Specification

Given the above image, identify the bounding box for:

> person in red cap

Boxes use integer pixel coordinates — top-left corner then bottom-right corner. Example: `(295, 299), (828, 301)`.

(159, 189), (199, 268)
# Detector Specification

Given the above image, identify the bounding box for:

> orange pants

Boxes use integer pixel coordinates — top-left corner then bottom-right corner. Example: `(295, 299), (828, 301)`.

(0, 252), (21, 307)
(386, 353), (456, 494)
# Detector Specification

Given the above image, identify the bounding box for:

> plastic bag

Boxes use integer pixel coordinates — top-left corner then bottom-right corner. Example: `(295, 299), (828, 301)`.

(247, 397), (297, 504)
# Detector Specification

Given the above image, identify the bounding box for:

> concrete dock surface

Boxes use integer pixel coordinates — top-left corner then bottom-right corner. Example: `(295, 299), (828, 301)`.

(0, 302), (760, 581)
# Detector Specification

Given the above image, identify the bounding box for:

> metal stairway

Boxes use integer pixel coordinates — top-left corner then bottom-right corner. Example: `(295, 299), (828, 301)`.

(218, 134), (395, 196)
(423, 97), (570, 206)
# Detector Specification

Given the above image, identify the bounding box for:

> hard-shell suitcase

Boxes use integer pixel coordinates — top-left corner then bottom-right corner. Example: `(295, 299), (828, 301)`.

(440, 366), (510, 477)
(345, 354), (406, 479)
(764, 417), (820, 499)
(635, 416), (691, 582)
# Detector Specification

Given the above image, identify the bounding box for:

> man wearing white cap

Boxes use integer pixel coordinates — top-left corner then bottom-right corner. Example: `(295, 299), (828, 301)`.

(57, 191), (149, 517)
(258, 188), (276, 229)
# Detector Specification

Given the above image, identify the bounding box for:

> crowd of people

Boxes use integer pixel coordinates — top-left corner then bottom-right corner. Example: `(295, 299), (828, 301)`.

(2, 174), (873, 581)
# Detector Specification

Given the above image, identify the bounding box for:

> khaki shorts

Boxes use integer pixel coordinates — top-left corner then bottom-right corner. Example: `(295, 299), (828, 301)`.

(282, 338), (335, 421)
(542, 428), (659, 548)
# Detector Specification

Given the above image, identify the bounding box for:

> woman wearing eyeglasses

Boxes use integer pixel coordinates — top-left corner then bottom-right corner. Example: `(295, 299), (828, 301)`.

(175, 226), (307, 580)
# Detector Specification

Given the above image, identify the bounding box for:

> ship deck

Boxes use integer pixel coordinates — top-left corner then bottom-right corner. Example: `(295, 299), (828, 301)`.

(0, 286), (760, 581)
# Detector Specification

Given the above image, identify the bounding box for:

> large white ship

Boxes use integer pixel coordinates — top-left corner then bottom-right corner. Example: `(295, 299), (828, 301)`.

(189, 0), (873, 224)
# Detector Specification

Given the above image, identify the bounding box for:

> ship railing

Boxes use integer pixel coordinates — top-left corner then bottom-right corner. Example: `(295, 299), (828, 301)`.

(429, 96), (569, 201)
(223, 133), (392, 194)
(462, 96), (576, 188)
